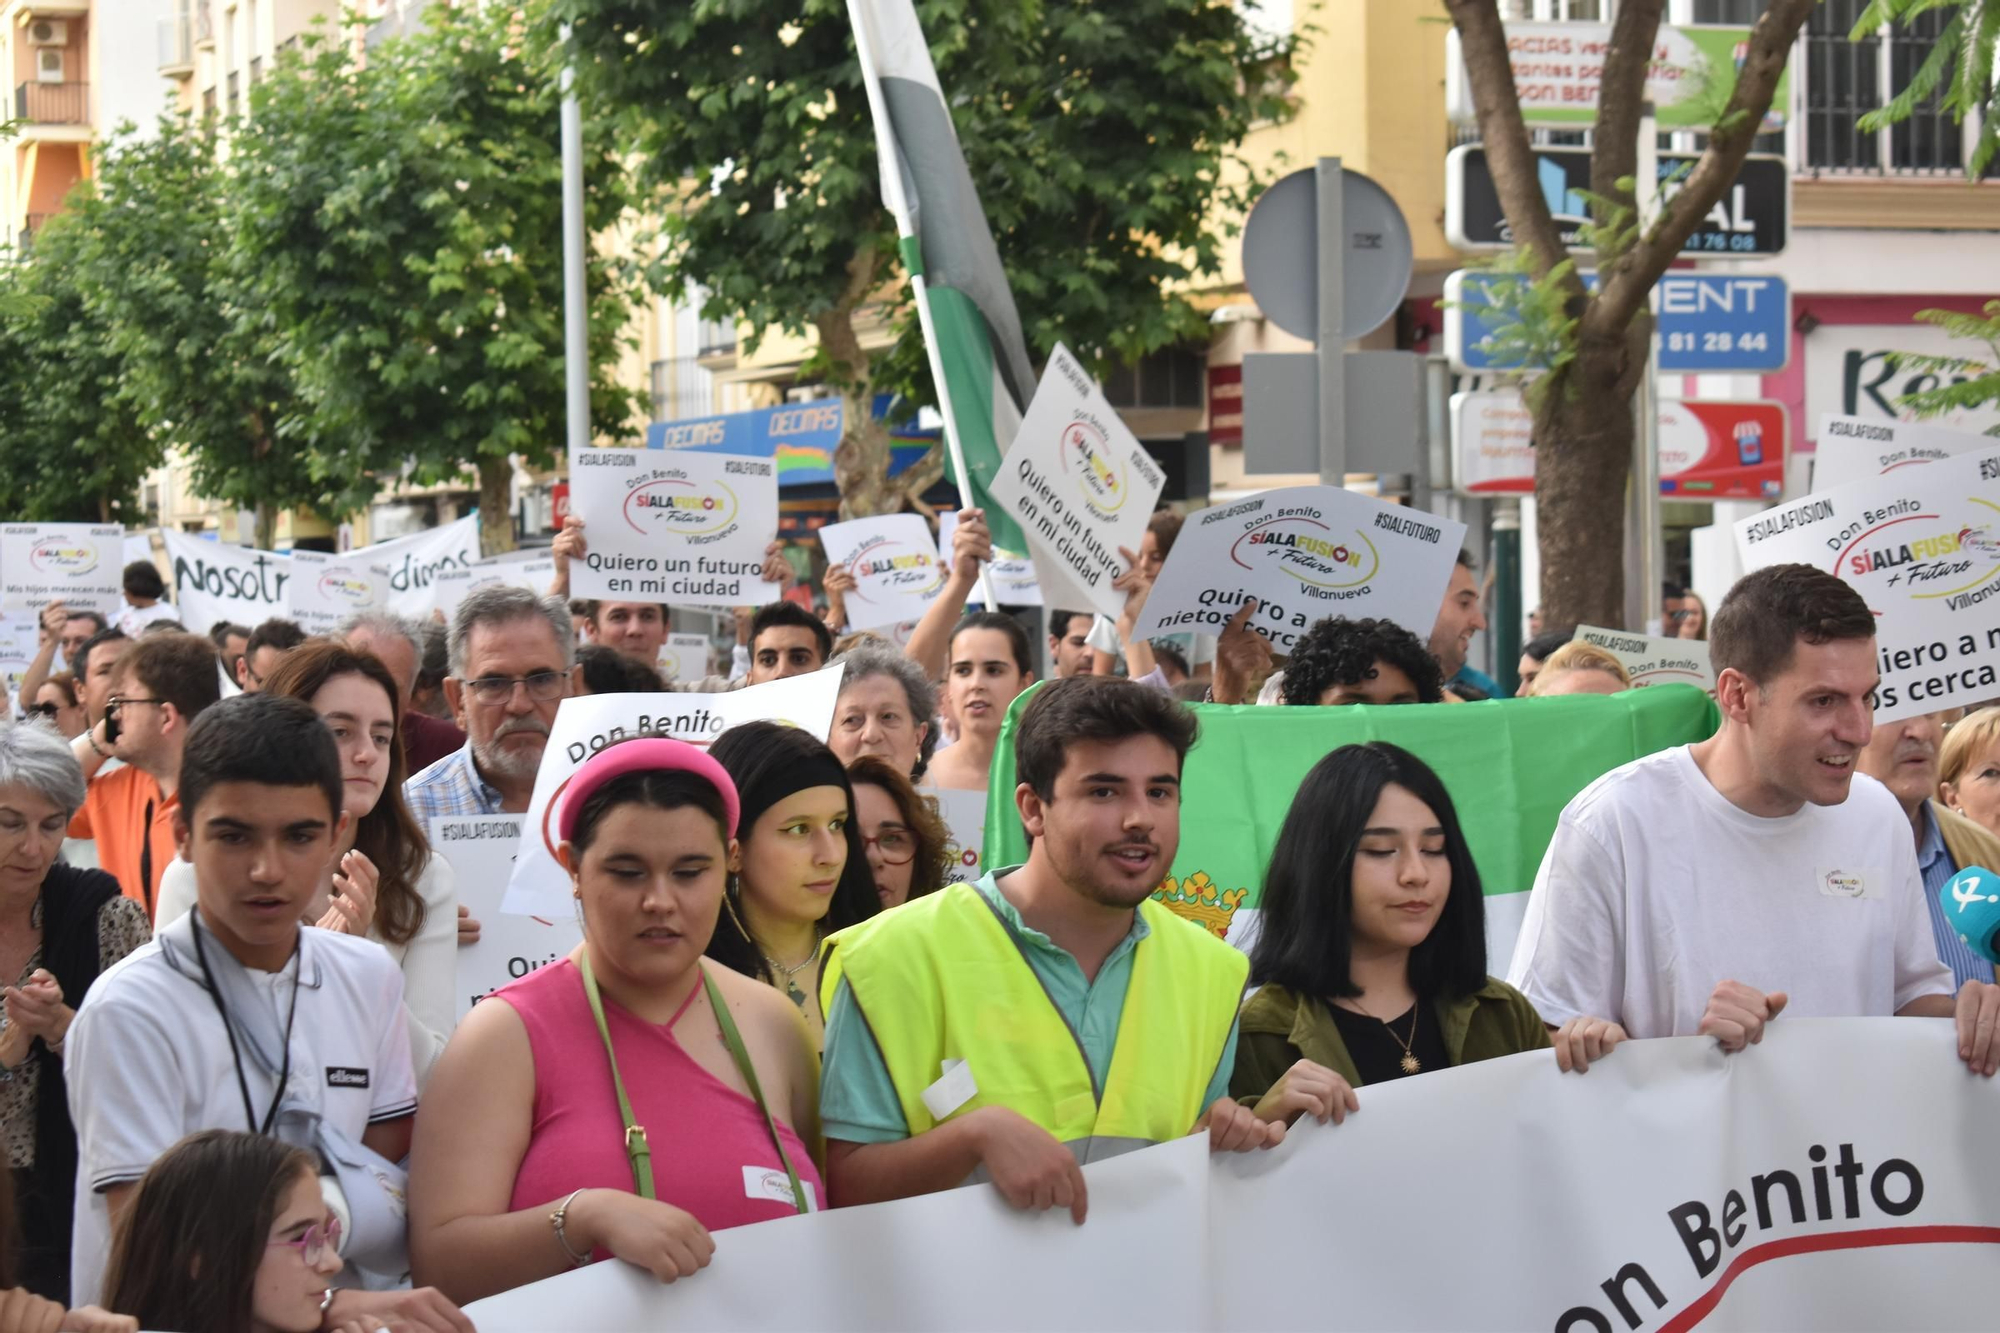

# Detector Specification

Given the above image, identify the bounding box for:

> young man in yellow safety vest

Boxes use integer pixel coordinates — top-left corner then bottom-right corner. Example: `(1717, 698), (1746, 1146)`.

(818, 676), (1284, 1223)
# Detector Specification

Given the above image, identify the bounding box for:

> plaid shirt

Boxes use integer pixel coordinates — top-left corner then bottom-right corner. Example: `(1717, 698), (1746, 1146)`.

(403, 743), (507, 825)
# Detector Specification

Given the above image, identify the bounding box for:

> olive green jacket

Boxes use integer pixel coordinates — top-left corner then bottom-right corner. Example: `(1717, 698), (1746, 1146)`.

(1231, 978), (1552, 1099)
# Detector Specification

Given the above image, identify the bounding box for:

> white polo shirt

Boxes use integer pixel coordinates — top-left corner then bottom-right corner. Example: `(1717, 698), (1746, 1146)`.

(1507, 745), (1954, 1038)
(64, 922), (416, 1307)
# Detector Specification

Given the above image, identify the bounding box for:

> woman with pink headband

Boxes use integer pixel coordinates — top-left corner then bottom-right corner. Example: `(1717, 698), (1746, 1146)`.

(406, 737), (822, 1304)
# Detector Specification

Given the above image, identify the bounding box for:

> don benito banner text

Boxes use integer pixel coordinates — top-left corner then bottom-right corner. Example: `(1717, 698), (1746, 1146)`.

(467, 1020), (2000, 1331)
(567, 444), (780, 609)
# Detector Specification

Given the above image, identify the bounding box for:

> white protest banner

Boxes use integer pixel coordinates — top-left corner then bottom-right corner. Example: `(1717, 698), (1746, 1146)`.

(163, 530), (293, 632)
(431, 554), (557, 625)
(1812, 413), (1995, 493)
(500, 666), (845, 916)
(469, 1020), (2000, 1332)
(1133, 486), (1466, 655)
(122, 531), (156, 569)
(0, 524), (124, 618)
(359, 516), (481, 619)
(989, 344), (1164, 620)
(819, 515), (946, 631)
(1575, 624), (1716, 692)
(937, 511), (1042, 607)
(567, 445), (779, 609)
(429, 816), (581, 1019)
(930, 787), (988, 887)
(657, 633), (712, 684)
(1736, 445), (2000, 722)
(287, 551), (390, 636)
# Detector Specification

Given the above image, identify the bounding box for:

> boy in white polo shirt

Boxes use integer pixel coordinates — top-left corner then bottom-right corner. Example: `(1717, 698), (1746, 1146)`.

(63, 693), (469, 1331)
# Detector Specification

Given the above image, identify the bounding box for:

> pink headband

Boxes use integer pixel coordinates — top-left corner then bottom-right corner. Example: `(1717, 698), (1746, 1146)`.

(554, 737), (741, 844)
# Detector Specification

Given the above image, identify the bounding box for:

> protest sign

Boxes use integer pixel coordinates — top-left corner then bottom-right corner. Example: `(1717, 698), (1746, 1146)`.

(989, 345), (1164, 620)
(470, 1021), (2000, 1333)
(429, 816), (581, 1019)
(1132, 487), (1466, 655)
(288, 551), (390, 636)
(1812, 413), (1995, 492)
(988, 682), (1717, 969)
(819, 515), (947, 631)
(936, 511), (1042, 607)
(567, 445), (779, 609)
(1574, 625), (1716, 692)
(362, 517), (481, 619)
(122, 531), (156, 570)
(0, 613), (37, 709)
(500, 667), (845, 916)
(658, 633), (712, 684)
(1736, 445), (2000, 723)
(431, 555), (557, 625)
(162, 530), (292, 631)
(930, 787), (989, 888)
(0, 524), (124, 618)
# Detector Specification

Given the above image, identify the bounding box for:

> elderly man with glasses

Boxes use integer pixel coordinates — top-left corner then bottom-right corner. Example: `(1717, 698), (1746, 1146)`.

(404, 587), (581, 822)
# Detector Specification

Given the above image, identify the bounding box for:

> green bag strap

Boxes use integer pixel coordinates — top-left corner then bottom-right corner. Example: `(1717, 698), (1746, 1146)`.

(579, 950), (656, 1201)
(579, 953), (809, 1214)
(702, 967), (811, 1215)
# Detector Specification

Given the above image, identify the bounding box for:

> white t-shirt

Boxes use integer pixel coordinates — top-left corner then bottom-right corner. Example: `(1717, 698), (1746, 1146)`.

(114, 602), (180, 638)
(1507, 745), (1953, 1038)
(154, 852), (461, 1087)
(64, 925), (417, 1307)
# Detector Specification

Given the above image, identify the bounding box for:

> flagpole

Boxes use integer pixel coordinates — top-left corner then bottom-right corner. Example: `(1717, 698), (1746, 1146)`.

(847, 3), (999, 612)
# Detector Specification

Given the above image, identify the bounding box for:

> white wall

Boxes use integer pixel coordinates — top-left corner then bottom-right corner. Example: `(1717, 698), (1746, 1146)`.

(96, 0), (175, 141)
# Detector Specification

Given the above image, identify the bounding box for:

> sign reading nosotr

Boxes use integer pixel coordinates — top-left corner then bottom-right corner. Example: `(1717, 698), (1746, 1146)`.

(1133, 486), (1466, 655)
(567, 446), (779, 609)
(1736, 445), (2000, 722)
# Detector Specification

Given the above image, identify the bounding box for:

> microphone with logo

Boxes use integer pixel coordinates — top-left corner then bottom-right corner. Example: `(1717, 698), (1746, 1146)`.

(1942, 866), (2000, 962)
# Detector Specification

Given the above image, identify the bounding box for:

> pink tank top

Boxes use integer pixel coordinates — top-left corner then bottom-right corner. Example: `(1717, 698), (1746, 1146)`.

(498, 959), (821, 1245)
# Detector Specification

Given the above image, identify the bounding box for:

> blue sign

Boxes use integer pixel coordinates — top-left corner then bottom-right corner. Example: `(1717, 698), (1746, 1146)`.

(1447, 271), (1789, 374)
(643, 395), (938, 489)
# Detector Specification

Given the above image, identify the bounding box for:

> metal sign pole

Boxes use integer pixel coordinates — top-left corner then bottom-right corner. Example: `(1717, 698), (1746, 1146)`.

(1625, 107), (1664, 633)
(1315, 157), (1346, 486)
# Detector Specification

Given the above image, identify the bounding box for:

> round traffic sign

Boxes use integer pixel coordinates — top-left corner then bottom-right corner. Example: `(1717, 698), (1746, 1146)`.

(1242, 166), (1414, 341)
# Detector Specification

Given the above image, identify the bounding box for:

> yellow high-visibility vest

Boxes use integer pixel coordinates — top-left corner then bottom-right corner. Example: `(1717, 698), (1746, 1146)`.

(821, 880), (1247, 1154)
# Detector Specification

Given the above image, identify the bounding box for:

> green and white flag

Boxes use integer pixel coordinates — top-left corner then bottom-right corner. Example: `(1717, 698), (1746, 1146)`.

(985, 687), (1721, 970)
(848, 0), (1037, 556)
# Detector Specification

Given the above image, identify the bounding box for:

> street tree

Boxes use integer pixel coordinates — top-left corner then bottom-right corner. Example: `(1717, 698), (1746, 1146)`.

(78, 119), (325, 550)
(231, 4), (647, 555)
(554, 0), (1293, 520)
(1447, 0), (1815, 629)
(0, 212), (162, 523)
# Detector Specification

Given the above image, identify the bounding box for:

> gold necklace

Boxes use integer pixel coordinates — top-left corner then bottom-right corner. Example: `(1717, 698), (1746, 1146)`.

(1338, 996), (1422, 1074)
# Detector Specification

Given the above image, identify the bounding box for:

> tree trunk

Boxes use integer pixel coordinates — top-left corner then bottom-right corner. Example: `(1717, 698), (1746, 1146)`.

(254, 500), (277, 552)
(832, 388), (902, 520)
(477, 456), (513, 557)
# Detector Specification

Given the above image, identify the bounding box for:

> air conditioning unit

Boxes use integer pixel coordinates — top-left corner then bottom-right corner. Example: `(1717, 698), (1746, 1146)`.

(28, 19), (69, 45)
(36, 49), (65, 82)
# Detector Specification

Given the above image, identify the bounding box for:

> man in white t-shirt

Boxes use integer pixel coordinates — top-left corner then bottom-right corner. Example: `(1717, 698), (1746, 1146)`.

(1508, 563), (2000, 1075)
(63, 693), (469, 1330)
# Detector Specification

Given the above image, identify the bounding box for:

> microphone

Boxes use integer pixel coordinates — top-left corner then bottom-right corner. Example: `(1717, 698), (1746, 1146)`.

(1941, 866), (2000, 964)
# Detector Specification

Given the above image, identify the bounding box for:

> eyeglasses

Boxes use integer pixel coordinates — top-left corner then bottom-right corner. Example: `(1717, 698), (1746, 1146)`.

(1664, 609), (1697, 622)
(268, 1214), (342, 1267)
(20, 702), (59, 720)
(462, 671), (567, 705)
(861, 828), (916, 866)
(106, 696), (165, 715)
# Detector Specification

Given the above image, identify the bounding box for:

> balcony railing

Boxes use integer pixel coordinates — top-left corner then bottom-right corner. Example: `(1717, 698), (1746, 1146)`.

(651, 357), (718, 422)
(158, 16), (194, 71)
(195, 2), (214, 45)
(14, 82), (89, 125)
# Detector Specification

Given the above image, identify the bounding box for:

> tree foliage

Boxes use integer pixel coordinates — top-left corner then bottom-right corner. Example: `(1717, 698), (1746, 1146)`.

(0, 213), (162, 523)
(1857, 0), (2000, 176)
(231, 3), (647, 552)
(552, 0), (1294, 516)
(1891, 301), (2000, 432)
(79, 117), (325, 545)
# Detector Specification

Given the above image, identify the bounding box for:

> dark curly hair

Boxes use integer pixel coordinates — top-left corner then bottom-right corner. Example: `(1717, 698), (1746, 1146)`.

(1281, 617), (1444, 706)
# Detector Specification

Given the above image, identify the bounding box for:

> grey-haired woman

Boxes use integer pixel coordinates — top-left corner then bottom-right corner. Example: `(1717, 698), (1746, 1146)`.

(0, 723), (148, 1302)
(826, 643), (939, 782)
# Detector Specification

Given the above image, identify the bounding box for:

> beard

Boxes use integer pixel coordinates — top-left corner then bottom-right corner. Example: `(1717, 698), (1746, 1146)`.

(473, 716), (550, 783)
(1045, 832), (1171, 910)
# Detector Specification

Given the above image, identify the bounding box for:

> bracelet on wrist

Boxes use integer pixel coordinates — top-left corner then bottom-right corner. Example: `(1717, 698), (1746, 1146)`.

(550, 1188), (591, 1266)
